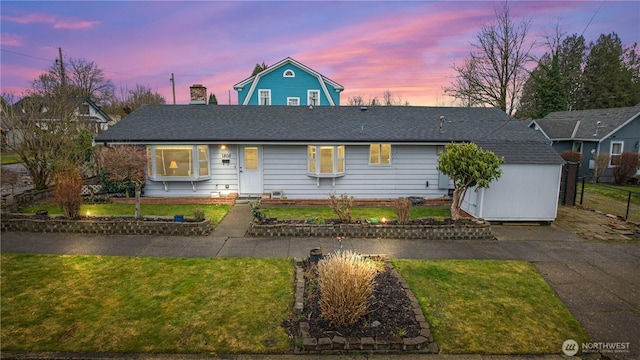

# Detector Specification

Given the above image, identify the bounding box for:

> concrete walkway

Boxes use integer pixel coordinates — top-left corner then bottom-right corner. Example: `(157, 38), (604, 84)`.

(1, 205), (639, 359)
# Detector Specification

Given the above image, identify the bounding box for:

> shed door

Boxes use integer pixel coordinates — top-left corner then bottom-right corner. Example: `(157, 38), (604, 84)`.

(239, 146), (263, 196)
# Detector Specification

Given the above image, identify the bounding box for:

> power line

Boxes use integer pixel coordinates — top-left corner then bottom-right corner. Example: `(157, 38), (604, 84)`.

(1, 48), (52, 63)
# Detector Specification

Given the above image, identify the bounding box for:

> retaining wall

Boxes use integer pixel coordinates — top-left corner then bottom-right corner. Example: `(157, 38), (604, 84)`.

(0, 214), (213, 236)
(247, 220), (493, 240)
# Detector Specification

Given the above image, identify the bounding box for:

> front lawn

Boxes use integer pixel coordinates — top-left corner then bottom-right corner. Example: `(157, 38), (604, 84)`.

(20, 203), (231, 225)
(392, 259), (590, 354)
(1, 254), (294, 354)
(1, 254), (590, 355)
(263, 206), (450, 221)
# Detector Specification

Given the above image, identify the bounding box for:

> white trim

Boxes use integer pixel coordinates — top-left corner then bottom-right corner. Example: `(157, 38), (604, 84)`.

(369, 143), (392, 165)
(609, 140), (624, 167)
(283, 69), (295, 77)
(307, 90), (320, 106)
(528, 120), (552, 141)
(287, 97), (300, 106)
(258, 89), (271, 106)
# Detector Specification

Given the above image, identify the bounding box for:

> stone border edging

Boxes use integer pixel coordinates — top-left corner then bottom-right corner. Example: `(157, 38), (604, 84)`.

(293, 256), (439, 354)
(249, 221), (493, 240)
(0, 214), (213, 236)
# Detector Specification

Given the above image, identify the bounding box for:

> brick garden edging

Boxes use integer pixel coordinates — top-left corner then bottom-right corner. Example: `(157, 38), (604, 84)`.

(293, 257), (439, 354)
(248, 220), (493, 240)
(0, 214), (213, 236)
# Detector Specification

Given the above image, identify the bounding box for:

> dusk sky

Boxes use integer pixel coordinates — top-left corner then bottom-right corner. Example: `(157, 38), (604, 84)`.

(1, 1), (638, 106)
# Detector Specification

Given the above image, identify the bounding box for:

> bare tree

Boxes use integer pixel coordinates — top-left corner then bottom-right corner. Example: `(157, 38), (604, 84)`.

(445, 2), (534, 114)
(2, 95), (94, 189)
(32, 57), (115, 105)
(99, 145), (147, 218)
(106, 84), (166, 116)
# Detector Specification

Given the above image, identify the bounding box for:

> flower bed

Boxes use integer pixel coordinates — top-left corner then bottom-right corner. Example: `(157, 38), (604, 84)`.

(291, 257), (439, 353)
(0, 214), (213, 236)
(248, 219), (493, 240)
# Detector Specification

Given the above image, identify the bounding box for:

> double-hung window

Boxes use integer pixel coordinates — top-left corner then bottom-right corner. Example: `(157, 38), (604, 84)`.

(370, 144), (391, 165)
(307, 145), (345, 176)
(259, 89), (271, 105)
(147, 145), (210, 180)
(609, 141), (624, 166)
(308, 90), (320, 106)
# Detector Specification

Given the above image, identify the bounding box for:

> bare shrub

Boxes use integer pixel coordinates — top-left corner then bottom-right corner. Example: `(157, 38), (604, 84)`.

(329, 193), (354, 223)
(560, 150), (583, 163)
(1, 167), (21, 194)
(613, 152), (640, 185)
(593, 153), (610, 183)
(53, 169), (83, 218)
(395, 197), (412, 225)
(317, 251), (378, 327)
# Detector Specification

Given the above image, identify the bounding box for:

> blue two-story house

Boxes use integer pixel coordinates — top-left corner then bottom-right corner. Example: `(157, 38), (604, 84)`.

(233, 57), (344, 106)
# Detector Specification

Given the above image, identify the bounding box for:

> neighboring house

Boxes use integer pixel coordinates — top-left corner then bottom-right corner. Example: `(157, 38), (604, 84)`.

(233, 57), (344, 106)
(529, 104), (640, 182)
(95, 96), (564, 221)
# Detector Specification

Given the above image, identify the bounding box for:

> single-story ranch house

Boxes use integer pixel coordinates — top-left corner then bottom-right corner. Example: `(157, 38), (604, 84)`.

(95, 103), (564, 222)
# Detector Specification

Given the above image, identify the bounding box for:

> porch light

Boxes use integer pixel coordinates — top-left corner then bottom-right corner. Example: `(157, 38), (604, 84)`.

(221, 145), (226, 150)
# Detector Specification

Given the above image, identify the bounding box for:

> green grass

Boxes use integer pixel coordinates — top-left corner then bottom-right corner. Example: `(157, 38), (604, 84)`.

(262, 206), (450, 221)
(0, 153), (21, 165)
(1, 254), (294, 354)
(392, 259), (590, 354)
(20, 203), (231, 225)
(583, 182), (640, 205)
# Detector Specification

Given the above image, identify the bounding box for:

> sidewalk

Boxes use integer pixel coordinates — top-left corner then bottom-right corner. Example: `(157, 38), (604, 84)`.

(1, 204), (639, 358)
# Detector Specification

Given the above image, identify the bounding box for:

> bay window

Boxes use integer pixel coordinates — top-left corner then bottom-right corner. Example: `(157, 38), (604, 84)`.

(147, 145), (210, 180)
(307, 145), (345, 177)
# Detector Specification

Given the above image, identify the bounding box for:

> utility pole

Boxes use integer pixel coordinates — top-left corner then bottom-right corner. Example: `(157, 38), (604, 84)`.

(170, 73), (176, 105)
(58, 48), (67, 89)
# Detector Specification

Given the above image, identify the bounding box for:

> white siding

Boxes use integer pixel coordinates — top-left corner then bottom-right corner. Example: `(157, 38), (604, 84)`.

(263, 145), (448, 199)
(462, 164), (561, 221)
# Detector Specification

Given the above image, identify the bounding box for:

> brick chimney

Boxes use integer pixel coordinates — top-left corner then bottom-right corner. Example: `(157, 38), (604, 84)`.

(189, 84), (207, 104)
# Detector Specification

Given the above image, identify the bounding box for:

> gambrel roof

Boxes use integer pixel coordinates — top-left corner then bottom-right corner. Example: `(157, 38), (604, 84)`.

(529, 104), (640, 142)
(233, 57), (344, 105)
(95, 105), (562, 165)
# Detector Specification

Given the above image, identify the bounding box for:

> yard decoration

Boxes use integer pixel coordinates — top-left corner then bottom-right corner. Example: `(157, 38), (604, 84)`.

(437, 142), (504, 220)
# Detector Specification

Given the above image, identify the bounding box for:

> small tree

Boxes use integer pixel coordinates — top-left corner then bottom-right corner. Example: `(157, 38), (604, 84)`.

(592, 153), (610, 183)
(53, 168), (83, 218)
(329, 193), (354, 223)
(560, 150), (583, 163)
(208, 93), (218, 105)
(99, 145), (147, 218)
(437, 142), (504, 220)
(1, 167), (21, 194)
(613, 152), (640, 185)
(394, 197), (412, 225)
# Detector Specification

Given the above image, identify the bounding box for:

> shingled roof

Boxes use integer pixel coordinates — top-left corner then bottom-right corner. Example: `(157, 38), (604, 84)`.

(531, 104), (640, 141)
(95, 105), (562, 165)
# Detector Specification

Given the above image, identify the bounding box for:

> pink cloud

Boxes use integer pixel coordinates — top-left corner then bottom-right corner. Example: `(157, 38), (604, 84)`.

(54, 20), (100, 30)
(2, 12), (99, 30)
(0, 33), (21, 46)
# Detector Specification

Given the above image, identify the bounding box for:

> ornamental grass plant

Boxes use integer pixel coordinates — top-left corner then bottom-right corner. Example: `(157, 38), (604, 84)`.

(316, 250), (378, 327)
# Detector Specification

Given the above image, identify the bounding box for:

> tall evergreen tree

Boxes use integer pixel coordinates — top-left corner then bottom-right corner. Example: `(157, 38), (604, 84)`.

(208, 93), (218, 105)
(579, 33), (640, 109)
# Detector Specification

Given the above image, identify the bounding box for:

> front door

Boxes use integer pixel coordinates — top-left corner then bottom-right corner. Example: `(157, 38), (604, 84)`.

(239, 145), (263, 196)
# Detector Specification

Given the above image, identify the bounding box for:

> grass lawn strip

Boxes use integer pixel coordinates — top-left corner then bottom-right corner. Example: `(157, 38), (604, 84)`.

(1, 254), (293, 354)
(20, 204), (231, 225)
(263, 206), (450, 222)
(392, 259), (590, 354)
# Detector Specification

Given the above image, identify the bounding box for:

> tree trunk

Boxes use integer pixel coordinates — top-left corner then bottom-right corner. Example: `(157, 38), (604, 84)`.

(450, 187), (467, 221)
(134, 183), (141, 219)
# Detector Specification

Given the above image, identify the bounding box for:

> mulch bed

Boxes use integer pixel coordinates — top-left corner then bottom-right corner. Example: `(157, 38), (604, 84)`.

(291, 259), (421, 339)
